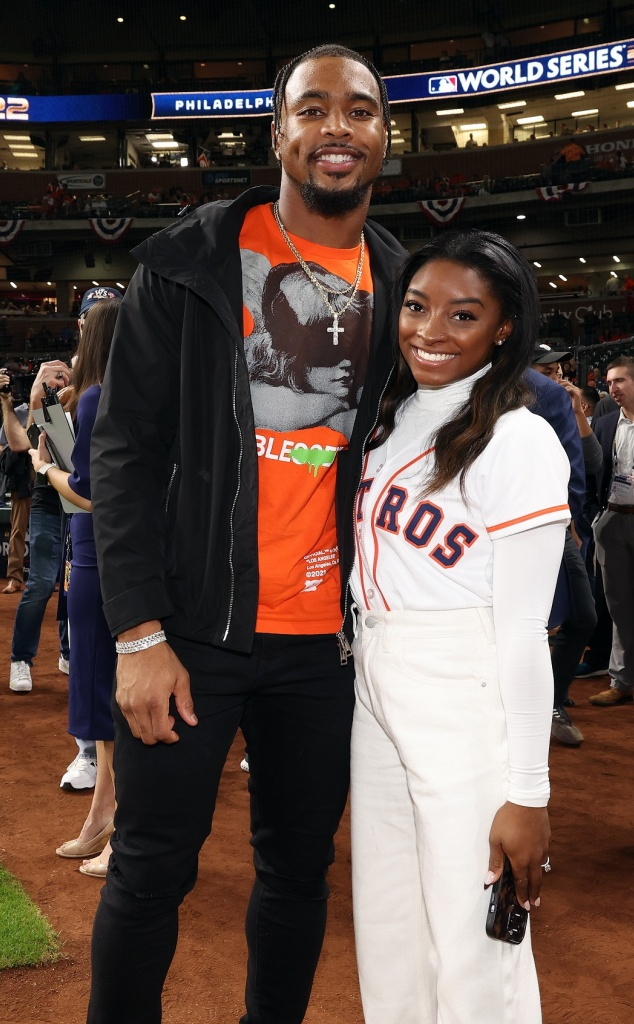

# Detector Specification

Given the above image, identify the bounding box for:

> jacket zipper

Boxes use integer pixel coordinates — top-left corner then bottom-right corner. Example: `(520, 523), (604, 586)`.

(223, 347), (243, 642)
(336, 374), (392, 664)
(164, 463), (178, 514)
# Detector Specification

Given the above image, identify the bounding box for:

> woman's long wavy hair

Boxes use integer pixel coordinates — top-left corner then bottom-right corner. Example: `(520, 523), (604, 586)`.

(66, 298), (121, 419)
(371, 230), (538, 498)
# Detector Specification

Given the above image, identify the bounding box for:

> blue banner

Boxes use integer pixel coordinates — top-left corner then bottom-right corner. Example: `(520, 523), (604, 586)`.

(5, 38), (634, 127)
(152, 90), (273, 119)
(0, 94), (143, 123)
(386, 40), (634, 102)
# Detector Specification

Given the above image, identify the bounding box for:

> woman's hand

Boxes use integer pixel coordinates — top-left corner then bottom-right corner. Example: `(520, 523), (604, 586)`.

(559, 378), (583, 416)
(487, 801), (550, 911)
(28, 430), (53, 473)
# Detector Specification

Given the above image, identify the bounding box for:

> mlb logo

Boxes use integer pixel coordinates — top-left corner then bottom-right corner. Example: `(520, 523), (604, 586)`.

(429, 75), (458, 94)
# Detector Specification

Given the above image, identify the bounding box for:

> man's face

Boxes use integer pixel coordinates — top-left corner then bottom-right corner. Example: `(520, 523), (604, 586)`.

(532, 360), (560, 381)
(274, 56), (386, 216)
(608, 365), (634, 413)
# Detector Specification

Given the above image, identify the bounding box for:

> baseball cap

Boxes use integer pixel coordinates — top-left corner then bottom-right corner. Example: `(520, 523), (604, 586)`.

(531, 342), (572, 365)
(79, 286), (124, 318)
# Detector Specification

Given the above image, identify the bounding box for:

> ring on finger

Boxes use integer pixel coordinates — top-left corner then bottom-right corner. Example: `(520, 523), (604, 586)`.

(541, 856), (552, 873)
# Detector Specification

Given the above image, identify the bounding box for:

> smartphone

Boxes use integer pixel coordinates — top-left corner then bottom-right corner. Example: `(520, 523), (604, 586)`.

(485, 856), (529, 944)
(26, 424), (41, 449)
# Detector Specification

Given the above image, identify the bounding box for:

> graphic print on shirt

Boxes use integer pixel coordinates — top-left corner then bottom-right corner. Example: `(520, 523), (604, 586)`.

(240, 203), (374, 633)
(241, 249), (372, 439)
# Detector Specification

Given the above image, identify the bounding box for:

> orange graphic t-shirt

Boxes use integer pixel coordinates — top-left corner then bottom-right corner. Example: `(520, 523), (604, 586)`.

(239, 203), (374, 633)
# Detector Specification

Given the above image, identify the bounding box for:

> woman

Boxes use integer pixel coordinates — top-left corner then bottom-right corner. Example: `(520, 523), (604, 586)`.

(349, 231), (570, 1024)
(29, 298), (121, 877)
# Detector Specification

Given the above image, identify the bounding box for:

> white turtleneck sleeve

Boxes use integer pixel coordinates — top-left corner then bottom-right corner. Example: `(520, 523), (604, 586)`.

(491, 523), (564, 805)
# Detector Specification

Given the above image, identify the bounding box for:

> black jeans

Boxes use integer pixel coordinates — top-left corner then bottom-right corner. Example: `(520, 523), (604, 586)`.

(86, 633), (355, 1024)
(551, 533), (598, 704)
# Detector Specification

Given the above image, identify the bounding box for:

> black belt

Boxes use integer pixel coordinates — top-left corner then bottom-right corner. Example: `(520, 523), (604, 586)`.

(607, 502), (634, 514)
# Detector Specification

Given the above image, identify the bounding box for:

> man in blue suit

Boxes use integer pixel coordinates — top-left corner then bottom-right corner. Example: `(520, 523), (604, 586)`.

(586, 355), (634, 707)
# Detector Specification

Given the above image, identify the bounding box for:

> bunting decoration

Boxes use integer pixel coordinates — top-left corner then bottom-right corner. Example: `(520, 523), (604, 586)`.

(0, 217), (25, 245)
(418, 197), (466, 226)
(536, 182), (589, 201)
(88, 217), (134, 243)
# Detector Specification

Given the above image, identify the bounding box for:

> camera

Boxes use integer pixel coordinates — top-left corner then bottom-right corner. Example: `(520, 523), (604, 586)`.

(0, 368), (12, 394)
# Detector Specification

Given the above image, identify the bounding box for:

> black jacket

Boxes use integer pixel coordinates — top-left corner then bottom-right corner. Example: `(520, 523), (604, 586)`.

(585, 410), (619, 523)
(90, 186), (406, 652)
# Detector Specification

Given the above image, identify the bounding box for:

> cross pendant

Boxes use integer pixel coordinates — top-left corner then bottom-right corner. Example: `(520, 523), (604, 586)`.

(327, 316), (344, 345)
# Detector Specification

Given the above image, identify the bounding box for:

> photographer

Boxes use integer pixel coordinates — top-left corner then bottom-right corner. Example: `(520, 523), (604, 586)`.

(1, 359), (73, 697)
(0, 380), (31, 593)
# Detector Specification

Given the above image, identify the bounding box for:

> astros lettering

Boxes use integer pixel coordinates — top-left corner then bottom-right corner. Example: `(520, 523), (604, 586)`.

(357, 480), (479, 569)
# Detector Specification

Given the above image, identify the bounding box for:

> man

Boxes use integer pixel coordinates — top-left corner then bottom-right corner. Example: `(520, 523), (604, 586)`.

(87, 45), (404, 1024)
(0, 392), (31, 593)
(587, 355), (634, 707)
(531, 341), (572, 382)
(579, 385), (600, 424)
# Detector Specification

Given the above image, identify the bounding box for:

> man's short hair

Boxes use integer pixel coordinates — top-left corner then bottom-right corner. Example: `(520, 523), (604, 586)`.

(607, 355), (634, 375)
(580, 385), (600, 410)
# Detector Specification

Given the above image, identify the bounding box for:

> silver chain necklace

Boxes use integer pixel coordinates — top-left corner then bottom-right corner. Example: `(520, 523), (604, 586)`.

(272, 201), (365, 346)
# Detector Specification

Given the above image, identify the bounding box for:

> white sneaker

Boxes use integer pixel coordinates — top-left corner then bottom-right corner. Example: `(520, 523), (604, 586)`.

(60, 753), (97, 791)
(9, 661), (32, 693)
(58, 657), (70, 675)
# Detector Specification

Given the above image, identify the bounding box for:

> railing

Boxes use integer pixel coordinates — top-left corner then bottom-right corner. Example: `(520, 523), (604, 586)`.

(574, 336), (634, 386)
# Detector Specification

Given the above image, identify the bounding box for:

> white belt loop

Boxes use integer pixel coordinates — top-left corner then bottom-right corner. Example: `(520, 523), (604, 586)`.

(381, 615), (393, 655)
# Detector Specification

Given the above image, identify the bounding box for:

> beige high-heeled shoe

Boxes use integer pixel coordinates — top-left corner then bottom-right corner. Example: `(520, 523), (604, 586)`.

(78, 853), (109, 878)
(56, 820), (114, 859)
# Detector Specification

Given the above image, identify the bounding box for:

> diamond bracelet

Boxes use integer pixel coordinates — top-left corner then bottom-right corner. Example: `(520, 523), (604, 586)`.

(115, 630), (167, 655)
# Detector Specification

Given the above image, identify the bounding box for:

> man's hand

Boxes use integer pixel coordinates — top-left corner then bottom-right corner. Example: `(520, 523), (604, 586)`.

(0, 369), (14, 408)
(30, 360), (72, 409)
(116, 636), (197, 745)
(487, 802), (550, 911)
(0, 371), (29, 450)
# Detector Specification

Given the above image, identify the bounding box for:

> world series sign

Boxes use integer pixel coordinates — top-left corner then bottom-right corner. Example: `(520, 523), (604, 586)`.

(385, 39), (634, 102)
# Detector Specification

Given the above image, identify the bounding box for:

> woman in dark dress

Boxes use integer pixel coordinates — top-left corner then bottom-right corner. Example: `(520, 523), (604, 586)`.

(29, 298), (121, 876)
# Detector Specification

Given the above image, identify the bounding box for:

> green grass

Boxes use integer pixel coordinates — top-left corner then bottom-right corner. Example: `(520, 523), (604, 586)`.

(0, 864), (61, 969)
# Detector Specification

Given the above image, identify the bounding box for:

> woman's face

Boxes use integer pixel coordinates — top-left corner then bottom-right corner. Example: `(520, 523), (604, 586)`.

(398, 259), (513, 388)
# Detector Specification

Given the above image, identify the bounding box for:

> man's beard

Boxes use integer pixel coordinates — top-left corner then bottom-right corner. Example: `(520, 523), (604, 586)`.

(295, 174), (374, 216)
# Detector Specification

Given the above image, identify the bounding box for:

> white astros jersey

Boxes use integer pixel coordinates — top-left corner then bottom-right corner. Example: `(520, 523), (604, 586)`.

(351, 392), (570, 613)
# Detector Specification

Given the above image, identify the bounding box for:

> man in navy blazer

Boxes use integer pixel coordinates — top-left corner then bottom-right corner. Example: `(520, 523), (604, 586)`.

(586, 355), (634, 707)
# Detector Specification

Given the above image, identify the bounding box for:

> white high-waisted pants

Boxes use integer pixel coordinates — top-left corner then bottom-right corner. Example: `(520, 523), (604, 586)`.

(350, 606), (542, 1024)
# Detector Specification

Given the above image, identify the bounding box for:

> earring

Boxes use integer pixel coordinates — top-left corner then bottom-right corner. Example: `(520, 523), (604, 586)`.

(495, 339), (504, 346)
